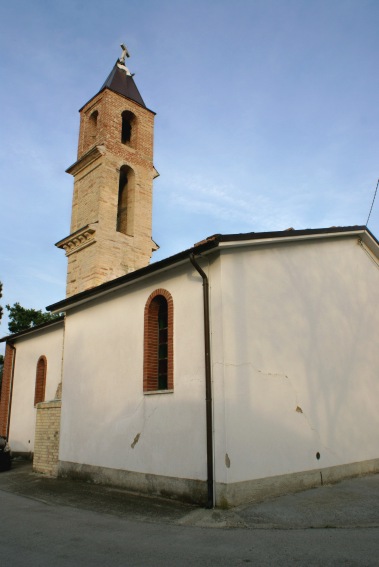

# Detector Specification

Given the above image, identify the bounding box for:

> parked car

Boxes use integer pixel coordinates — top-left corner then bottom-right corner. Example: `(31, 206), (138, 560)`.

(0, 436), (11, 471)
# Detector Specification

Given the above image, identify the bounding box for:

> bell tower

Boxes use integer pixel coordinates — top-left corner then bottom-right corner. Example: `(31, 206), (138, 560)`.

(56, 46), (158, 297)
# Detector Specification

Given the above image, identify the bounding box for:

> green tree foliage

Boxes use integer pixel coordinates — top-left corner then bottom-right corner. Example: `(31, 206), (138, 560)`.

(6, 303), (61, 334)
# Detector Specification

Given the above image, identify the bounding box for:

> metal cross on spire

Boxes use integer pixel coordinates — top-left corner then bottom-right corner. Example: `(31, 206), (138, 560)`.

(117, 43), (132, 76)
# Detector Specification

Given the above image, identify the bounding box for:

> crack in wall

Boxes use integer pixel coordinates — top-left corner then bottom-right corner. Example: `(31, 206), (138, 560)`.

(214, 360), (335, 455)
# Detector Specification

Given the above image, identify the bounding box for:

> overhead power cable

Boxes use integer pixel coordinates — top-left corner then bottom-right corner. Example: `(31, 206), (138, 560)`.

(366, 178), (379, 226)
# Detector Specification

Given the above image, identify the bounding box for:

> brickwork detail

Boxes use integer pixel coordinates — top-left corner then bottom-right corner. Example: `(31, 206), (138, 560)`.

(58, 84), (158, 298)
(143, 289), (174, 392)
(33, 400), (61, 476)
(0, 344), (15, 438)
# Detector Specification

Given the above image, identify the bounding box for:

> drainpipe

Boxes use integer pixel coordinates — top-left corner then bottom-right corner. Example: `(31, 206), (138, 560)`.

(6, 343), (16, 441)
(189, 253), (214, 509)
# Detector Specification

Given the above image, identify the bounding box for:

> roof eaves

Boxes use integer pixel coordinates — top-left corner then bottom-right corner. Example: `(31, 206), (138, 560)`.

(0, 316), (65, 344)
(79, 87), (156, 115)
(217, 225), (370, 243)
(216, 225), (379, 259)
(47, 238), (220, 313)
(46, 225), (379, 315)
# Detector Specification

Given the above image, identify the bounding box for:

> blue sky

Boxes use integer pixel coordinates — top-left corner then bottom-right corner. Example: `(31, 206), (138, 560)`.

(1, 0), (379, 340)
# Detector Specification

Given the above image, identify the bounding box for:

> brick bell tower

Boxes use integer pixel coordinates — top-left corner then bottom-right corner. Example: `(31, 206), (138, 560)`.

(56, 45), (159, 297)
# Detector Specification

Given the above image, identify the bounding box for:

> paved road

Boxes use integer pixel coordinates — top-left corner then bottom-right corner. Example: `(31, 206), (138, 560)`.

(0, 460), (378, 566)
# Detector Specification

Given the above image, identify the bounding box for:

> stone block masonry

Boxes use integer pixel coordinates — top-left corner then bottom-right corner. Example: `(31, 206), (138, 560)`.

(33, 400), (62, 476)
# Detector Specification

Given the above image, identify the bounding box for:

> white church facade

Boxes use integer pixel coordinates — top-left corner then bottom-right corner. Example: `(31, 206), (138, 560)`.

(1, 50), (379, 507)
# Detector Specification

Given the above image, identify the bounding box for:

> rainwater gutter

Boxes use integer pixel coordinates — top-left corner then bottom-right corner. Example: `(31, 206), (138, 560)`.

(189, 253), (214, 509)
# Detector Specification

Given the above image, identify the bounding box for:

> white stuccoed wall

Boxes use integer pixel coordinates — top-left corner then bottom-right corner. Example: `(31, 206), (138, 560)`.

(55, 234), (379, 503)
(212, 236), (379, 486)
(59, 264), (208, 482)
(8, 322), (64, 453)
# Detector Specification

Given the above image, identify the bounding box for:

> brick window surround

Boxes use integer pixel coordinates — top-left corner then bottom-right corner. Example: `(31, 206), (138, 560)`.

(143, 289), (173, 392)
(0, 343), (16, 438)
(34, 356), (47, 406)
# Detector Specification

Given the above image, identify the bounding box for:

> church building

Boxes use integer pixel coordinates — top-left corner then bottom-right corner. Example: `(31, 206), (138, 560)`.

(1, 48), (379, 507)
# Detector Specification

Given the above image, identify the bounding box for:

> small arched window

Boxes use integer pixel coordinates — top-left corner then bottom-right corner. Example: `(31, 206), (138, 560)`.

(117, 165), (135, 235)
(121, 111), (136, 145)
(34, 356), (47, 406)
(88, 110), (98, 143)
(143, 290), (174, 392)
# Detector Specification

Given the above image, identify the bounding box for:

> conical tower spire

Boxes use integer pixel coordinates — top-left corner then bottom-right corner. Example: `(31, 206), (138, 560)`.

(99, 44), (146, 108)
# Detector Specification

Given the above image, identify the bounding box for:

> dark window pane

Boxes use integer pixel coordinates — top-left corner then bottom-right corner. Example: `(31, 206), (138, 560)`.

(159, 328), (168, 343)
(159, 344), (168, 359)
(158, 300), (168, 329)
(158, 317), (167, 330)
(158, 375), (168, 390)
(159, 359), (167, 374)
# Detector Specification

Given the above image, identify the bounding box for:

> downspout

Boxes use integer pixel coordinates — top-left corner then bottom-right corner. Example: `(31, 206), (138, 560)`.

(6, 343), (16, 441)
(189, 253), (214, 509)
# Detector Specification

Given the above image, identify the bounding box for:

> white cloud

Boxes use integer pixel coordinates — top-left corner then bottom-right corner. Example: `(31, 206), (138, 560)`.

(166, 174), (315, 232)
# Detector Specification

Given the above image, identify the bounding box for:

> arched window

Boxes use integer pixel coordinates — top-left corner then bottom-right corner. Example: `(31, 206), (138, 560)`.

(34, 356), (47, 406)
(88, 110), (98, 143)
(121, 110), (136, 145)
(117, 165), (135, 235)
(143, 290), (174, 392)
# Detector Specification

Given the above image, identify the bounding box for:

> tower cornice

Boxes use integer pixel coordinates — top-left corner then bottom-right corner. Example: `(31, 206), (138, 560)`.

(66, 145), (106, 176)
(55, 224), (97, 256)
